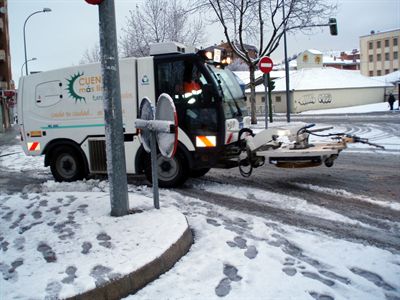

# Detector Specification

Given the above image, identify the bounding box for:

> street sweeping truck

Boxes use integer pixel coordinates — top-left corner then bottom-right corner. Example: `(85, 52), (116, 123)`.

(18, 42), (379, 187)
(17, 42), (252, 187)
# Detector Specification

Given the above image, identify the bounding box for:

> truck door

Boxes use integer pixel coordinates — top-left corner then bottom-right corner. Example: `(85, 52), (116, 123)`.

(154, 57), (224, 154)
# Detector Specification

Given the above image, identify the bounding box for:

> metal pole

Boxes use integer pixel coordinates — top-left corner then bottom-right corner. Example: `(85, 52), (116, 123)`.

(21, 58), (37, 78)
(267, 72), (273, 123)
(23, 9), (50, 76)
(282, 0), (291, 122)
(264, 74), (268, 129)
(98, 0), (129, 216)
(150, 132), (160, 209)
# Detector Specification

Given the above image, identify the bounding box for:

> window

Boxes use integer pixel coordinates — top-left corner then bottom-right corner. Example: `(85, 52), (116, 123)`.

(275, 96), (282, 103)
(394, 52), (398, 60)
(394, 38), (398, 46)
(385, 53), (390, 60)
(376, 41), (381, 48)
(369, 42), (373, 50)
(385, 40), (389, 47)
(377, 53), (381, 61)
(155, 59), (218, 134)
(385, 69), (390, 74)
(369, 71), (374, 76)
(261, 96), (265, 103)
(369, 55), (373, 62)
(377, 70), (382, 76)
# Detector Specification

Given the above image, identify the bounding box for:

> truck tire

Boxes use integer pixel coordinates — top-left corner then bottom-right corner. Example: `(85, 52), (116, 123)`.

(189, 168), (210, 178)
(50, 146), (87, 182)
(145, 150), (188, 188)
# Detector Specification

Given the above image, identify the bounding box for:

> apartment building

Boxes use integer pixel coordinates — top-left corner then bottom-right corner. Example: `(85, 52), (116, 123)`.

(360, 29), (400, 76)
(0, 0), (14, 131)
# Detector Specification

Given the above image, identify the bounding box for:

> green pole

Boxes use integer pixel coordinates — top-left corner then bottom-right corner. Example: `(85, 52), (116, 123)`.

(267, 73), (273, 123)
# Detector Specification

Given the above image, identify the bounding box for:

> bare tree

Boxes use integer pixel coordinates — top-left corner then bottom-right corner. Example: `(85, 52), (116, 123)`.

(80, 43), (101, 64)
(205, 0), (337, 124)
(120, 0), (206, 57)
(228, 58), (249, 71)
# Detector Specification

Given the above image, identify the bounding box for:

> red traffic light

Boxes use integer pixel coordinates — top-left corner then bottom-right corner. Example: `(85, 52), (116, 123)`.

(84, 0), (103, 5)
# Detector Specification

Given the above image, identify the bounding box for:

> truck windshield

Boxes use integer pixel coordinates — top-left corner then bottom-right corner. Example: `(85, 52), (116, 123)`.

(208, 65), (248, 119)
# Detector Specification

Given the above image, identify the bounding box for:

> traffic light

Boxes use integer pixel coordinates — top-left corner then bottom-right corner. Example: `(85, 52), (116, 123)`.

(268, 80), (275, 91)
(329, 18), (338, 36)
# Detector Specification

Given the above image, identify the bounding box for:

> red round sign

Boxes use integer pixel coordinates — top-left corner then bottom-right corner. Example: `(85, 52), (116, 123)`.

(258, 56), (273, 73)
(84, 0), (103, 5)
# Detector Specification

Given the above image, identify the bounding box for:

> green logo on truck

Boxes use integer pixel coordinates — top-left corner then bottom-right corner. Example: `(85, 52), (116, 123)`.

(66, 72), (86, 103)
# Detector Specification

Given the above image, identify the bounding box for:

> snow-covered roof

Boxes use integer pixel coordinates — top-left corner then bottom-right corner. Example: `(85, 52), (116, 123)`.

(249, 67), (393, 93)
(234, 70), (263, 85)
(373, 70), (400, 83)
(306, 49), (323, 55)
(234, 70), (294, 85)
(323, 56), (360, 65)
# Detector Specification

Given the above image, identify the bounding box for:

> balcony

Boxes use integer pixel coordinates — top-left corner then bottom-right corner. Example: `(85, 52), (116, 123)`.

(0, 49), (5, 62)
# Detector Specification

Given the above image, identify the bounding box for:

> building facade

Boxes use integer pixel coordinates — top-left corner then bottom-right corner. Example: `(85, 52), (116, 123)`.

(0, 0), (14, 131)
(204, 41), (258, 65)
(323, 50), (360, 70)
(245, 67), (393, 114)
(360, 29), (400, 76)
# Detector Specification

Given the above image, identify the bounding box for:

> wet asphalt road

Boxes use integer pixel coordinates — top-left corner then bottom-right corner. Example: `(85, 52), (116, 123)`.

(1, 112), (400, 252)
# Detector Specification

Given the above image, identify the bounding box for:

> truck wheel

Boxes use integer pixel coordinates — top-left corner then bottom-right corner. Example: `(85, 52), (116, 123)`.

(189, 168), (210, 178)
(145, 151), (188, 188)
(50, 146), (86, 182)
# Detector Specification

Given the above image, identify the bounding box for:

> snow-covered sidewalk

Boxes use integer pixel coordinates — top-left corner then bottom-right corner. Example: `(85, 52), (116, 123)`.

(1, 141), (399, 299)
(0, 186), (191, 299)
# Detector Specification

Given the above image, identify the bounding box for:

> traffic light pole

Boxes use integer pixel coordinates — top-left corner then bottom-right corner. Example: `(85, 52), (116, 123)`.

(98, 0), (129, 216)
(263, 73), (269, 129)
(282, 0), (291, 123)
(267, 73), (273, 123)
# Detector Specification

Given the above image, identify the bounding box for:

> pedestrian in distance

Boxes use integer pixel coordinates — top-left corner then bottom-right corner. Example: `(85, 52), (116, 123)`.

(388, 93), (395, 111)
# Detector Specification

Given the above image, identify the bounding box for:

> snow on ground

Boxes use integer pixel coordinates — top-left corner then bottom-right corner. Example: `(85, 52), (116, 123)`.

(1, 132), (400, 299)
(193, 180), (364, 226)
(293, 183), (400, 212)
(299, 101), (399, 115)
(1, 190), (188, 299)
(1, 104), (400, 299)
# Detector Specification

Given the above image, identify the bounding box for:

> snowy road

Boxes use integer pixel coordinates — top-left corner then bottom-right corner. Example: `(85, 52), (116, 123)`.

(1, 113), (400, 299)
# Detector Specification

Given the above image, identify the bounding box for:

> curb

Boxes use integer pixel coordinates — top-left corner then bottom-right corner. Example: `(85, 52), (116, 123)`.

(66, 222), (193, 300)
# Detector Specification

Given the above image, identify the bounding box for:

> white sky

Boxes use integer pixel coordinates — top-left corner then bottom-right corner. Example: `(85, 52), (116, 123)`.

(8, 0), (400, 83)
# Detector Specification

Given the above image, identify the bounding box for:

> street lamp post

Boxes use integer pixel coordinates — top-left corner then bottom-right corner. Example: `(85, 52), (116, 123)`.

(282, 0), (291, 123)
(21, 58), (37, 77)
(23, 8), (51, 76)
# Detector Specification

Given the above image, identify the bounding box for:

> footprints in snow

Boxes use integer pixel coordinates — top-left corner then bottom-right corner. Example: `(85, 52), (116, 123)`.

(0, 258), (24, 282)
(90, 265), (121, 287)
(61, 266), (78, 284)
(215, 264), (242, 297)
(350, 267), (396, 291)
(207, 217), (258, 261)
(1, 193), (118, 294)
(226, 236), (259, 260)
(206, 217), (258, 298)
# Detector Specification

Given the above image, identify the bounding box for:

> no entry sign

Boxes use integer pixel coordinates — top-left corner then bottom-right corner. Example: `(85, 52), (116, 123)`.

(259, 56), (273, 73)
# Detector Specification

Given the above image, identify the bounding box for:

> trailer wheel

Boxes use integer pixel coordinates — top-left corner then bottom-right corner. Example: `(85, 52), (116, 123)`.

(189, 168), (210, 178)
(145, 150), (188, 188)
(50, 146), (86, 182)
